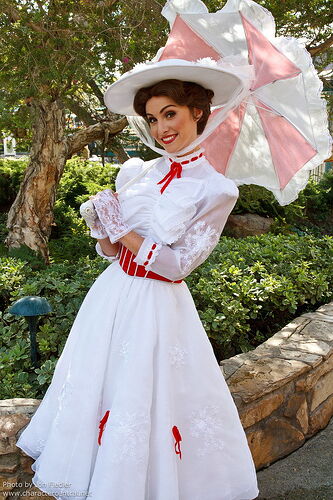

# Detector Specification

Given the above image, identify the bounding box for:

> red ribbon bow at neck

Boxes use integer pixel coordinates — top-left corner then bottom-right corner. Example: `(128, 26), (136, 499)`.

(157, 151), (204, 194)
(157, 161), (183, 194)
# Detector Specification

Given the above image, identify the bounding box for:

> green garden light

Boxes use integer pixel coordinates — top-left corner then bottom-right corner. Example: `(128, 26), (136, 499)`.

(8, 296), (52, 367)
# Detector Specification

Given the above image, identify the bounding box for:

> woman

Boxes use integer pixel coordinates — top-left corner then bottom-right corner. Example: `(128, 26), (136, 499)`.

(16, 60), (259, 500)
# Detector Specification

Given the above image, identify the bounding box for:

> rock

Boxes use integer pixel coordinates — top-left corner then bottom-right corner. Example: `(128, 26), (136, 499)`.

(296, 353), (333, 392)
(224, 213), (274, 237)
(247, 417), (305, 469)
(0, 415), (30, 440)
(308, 394), (333, 435)
(284, 394), (309, 434)
(240, 392), (284, 428)
(228, 357), (310, 403)
(310, 370), (333, 411)
(0, 453), (19, 474)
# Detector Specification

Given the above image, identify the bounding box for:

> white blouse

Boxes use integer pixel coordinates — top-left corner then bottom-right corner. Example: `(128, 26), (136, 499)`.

(95, 148), (239, 281)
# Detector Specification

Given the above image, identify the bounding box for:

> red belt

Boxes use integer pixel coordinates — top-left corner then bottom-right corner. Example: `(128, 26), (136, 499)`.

(118, 245), (182, 283)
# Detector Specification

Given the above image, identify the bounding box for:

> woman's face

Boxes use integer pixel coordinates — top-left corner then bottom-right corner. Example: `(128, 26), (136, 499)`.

(145, 95), (203, 155)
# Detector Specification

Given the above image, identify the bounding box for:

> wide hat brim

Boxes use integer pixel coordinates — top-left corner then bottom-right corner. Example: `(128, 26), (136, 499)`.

(104, 58), (245, 116)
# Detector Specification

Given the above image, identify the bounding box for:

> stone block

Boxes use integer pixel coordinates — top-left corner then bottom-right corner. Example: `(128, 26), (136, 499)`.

(297, 319), (333, 344)
(308, 394), (333, 435)
(281, 337), (332, 359)
(284, 393), (306, 418)
(310, 369), (333, 412)
(283, 394), (309, 434)
(240, 392), (283, 428)
(0, 399), (40, 416)
(296, 353), (333, 392)
(247, 417), (305, 469)
(0, 437), (17, 455)
(262, 318), (309, 348)
(296, 399), (309, 434)
(20, 454), (34, 474)
(0, 415), (30, 439)
(0, 453), (19, 474)
(0, 473), (20, 494)
(228, 357), (310, 403)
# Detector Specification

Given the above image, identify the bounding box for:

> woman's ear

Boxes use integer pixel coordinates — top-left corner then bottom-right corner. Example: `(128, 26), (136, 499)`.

(192, 107), (203, 121)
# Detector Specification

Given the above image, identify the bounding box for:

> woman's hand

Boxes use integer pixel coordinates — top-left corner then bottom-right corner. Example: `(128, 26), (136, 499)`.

(90, 189), (131, 243)
(79, 199), (108, 239)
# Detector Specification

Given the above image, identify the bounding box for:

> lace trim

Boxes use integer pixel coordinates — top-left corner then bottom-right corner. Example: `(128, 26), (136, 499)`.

(95, 242), (119, 262)
(91, 189), (130, 243)
(180, 220), (219, 274)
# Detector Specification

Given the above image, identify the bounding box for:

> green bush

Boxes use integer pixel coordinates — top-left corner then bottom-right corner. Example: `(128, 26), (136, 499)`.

(234, 170), (333, 235)
(1, 233), (332, 399)
(56, 157), (119, 210)
(186, 233), (333, 360)
(0, 255), (109, 399)
(0, 157), (120, 261)
(0, 159), (27, 208)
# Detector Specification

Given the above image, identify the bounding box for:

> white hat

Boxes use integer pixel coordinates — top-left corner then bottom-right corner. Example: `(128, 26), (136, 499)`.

(104, 58), (247, 116)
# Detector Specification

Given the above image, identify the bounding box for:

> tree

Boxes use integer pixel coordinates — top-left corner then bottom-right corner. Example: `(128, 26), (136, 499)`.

(1, 0), (331, 263)
(0, 0), (165, 263)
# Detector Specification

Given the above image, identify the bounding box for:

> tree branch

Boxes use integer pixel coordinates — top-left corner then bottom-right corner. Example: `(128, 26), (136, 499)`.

(66, 117), (127, 158)
(88, 79), (105, 107)
(2, 4), (47, 33)
(307, 33), (333, 56)
(62, 96), (96, 126)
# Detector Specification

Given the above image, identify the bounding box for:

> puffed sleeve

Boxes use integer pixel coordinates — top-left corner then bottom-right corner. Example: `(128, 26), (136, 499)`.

(115, 157), (145, 192)
(133, 174), (239, 281)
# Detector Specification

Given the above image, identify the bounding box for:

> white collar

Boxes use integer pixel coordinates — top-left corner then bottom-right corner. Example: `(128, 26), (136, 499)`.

(163, 147), (206, 169)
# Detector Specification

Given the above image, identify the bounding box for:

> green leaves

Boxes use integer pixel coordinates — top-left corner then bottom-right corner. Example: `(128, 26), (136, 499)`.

(186, 233), (333, 361)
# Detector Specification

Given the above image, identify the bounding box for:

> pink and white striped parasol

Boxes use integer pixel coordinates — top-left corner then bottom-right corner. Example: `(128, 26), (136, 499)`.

(129, 0), (331, 205)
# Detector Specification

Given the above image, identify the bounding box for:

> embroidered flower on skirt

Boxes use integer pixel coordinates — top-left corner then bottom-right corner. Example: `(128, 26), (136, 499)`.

(54, 379), (74, 429)
(105, 410), (150, 465)
(188, 404), (225, 458)
(168, 344), (188, 368)
(117, 340), (130, 362)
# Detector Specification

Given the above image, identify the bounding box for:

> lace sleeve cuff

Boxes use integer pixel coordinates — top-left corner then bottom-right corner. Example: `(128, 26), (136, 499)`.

(95, 242), (120, 262)
(133, 237), (162, 270)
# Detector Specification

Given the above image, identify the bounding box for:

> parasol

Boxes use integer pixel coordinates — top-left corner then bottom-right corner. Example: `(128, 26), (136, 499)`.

(126, 0), (331, 205)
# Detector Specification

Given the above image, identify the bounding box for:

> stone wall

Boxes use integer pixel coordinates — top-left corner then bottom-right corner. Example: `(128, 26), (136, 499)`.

(1, 301), (333, 496)
(221, 301), (333, 469)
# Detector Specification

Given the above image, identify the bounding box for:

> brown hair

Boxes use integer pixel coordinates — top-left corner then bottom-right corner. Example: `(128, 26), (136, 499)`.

(133, 79), (214, 135)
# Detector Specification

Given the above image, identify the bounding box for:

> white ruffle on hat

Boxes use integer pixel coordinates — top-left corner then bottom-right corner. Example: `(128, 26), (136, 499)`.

(104, 57), (250, 116)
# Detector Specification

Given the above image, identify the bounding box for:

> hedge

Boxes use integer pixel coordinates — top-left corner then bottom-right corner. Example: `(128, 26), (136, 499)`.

(1, 233), (332, 399)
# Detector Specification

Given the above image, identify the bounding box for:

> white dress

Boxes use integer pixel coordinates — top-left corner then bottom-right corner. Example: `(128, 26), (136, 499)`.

(16, 148), (259, 500)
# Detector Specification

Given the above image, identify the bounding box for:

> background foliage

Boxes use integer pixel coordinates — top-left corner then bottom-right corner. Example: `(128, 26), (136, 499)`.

(0, 157), (332, 399)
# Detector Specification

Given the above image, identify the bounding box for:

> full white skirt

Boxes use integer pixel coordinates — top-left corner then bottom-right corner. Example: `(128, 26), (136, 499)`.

(16, 261), (259, 500)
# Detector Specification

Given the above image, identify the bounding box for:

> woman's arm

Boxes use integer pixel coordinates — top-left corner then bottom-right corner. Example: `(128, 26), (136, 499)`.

(97, 237), (120, 257)
(98, 231), (144, 257)
(98, 232), (144, 257)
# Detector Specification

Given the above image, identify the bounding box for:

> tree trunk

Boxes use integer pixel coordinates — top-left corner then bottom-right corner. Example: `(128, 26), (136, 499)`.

(5, 99), (67, 264)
